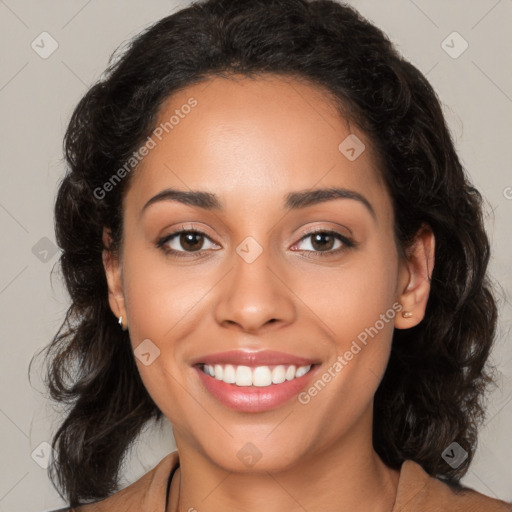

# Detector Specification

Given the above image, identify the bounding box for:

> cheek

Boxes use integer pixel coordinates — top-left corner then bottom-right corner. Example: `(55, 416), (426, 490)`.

(296, 238), (399, 398)
(118, 245), (201, 391)
(293, 238), (399, 341)
(120, 252), (202, 428)
(121, 242), (212, 342)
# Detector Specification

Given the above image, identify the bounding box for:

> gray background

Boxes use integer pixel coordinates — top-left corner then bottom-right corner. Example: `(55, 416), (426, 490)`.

(0, 0), (511, 510)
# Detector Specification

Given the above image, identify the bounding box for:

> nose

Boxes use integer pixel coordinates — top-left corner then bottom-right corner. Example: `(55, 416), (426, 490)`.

(214, 245), (296, 334)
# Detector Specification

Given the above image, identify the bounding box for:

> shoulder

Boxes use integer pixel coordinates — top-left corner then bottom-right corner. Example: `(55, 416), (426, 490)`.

(46, 451), (180, 512)
(394, 459), (512, 512)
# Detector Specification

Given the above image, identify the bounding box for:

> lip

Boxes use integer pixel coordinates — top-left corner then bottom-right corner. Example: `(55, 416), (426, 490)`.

(190, 349), (318, 367)
(194, 360), (321, 413)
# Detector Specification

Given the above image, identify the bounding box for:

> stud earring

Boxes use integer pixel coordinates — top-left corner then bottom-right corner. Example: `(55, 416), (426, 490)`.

(401, 311), (413, 318)
(118, 315), (128, 331)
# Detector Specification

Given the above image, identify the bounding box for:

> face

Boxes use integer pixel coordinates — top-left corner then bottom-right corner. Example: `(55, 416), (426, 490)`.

(104, 74), (433, 473)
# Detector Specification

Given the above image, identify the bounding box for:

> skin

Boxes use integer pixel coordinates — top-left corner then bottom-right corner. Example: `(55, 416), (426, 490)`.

(103, 74), (435, 512)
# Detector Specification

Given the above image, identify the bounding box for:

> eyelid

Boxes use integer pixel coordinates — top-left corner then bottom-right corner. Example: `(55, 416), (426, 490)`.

(296, 224), (352, 240)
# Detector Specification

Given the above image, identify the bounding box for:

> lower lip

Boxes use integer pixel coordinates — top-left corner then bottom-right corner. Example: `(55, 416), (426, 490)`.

(195, 365), (319, 412)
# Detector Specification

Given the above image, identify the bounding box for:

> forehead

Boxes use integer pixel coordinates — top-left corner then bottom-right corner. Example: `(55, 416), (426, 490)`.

(125, 74), (392, 224)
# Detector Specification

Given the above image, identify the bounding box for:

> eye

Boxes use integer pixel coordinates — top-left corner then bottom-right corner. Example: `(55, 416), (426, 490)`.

(156, 228), (219, 257)
(291, 229), (354, 257)
(156, 226), (355, 259)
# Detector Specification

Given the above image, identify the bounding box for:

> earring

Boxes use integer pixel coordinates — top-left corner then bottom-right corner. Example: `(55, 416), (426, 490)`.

(118, 315), (128, 331)
(401, 311), (413, 318)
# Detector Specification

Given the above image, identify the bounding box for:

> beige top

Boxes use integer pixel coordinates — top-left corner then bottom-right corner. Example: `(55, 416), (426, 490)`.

(66, 451), (511, 512)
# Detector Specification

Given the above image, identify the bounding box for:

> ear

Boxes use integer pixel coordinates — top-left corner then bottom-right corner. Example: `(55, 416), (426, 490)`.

(102, 227), (127, 324)
(394, 224), (435, 329)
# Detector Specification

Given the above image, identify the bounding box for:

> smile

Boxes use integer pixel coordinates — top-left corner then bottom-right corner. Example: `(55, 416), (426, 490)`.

(201, 363), (313, 387)
(195, 362), (319, 412)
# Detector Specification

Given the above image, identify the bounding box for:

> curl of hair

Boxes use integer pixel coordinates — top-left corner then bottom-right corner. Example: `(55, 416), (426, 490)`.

(33, 0), (498, 506)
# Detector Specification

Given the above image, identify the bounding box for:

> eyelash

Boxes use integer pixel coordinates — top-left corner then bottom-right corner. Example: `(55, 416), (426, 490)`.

(156, 227), (356, 259)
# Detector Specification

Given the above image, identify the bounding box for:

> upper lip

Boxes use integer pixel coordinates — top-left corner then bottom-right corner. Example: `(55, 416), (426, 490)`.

(191, 350), (318, 367)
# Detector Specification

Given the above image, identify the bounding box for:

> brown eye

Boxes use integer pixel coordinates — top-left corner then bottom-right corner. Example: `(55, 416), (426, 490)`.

(309, 232), (336, 252)
(178, 232), (205, 251)
(291, 229), (355, 258)
(156, 229), (219, 257)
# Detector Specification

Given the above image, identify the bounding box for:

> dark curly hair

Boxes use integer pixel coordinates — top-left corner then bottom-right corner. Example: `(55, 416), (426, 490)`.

(30, 0), (499, 507)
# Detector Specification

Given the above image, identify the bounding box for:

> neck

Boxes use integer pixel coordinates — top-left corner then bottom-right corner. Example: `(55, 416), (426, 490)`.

(167, 413), (400, 512)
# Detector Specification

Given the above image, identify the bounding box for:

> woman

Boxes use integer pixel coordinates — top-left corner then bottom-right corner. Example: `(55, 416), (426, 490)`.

(39, 0), (511, 510)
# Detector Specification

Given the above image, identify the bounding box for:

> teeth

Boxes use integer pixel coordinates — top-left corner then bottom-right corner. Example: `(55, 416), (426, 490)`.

(222, 364), (236, 383)
(253, 366), (272, 387)
(295, 365), (310, 378)
(235, 365), (253, 386)
(202, 363), (312, 387)
(214, 364), (223, 380)
(285, 365), (296, 380)
(271, 365), (286, 384)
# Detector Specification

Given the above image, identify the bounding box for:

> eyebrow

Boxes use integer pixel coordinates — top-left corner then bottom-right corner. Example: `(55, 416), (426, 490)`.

(140, 186), (376, 220)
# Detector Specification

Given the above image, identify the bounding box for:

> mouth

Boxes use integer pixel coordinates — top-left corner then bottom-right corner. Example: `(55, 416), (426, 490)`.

(193, 362), (320, 412)
(197, 362), (314, 387)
